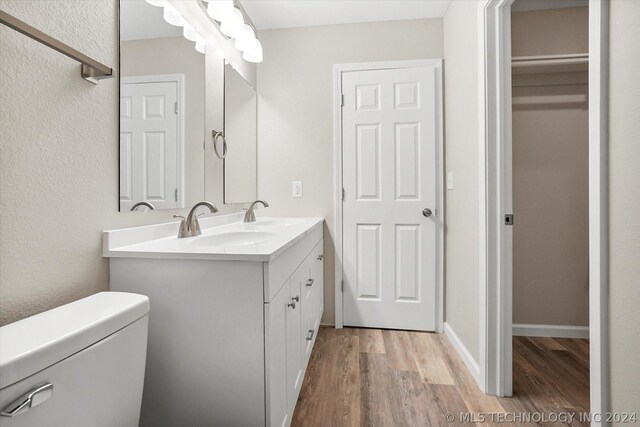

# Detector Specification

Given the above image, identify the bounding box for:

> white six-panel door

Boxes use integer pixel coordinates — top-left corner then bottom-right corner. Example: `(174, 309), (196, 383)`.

(342, 65), (440, 331)
(120, 79), (179, 211)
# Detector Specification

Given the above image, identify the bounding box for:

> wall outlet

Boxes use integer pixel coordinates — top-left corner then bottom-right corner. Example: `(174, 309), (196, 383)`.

(292, 181), (303, 198)
(447, 172), (454, 190)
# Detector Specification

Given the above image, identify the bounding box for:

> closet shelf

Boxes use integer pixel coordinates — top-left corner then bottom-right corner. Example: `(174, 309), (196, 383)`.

(512, 53), (588, 75)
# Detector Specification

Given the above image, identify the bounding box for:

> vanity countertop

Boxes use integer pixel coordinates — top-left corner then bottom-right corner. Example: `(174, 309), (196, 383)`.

(103, 213), (324, 262)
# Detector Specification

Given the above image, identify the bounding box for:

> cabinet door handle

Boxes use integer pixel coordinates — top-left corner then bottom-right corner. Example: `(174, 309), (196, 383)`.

(292, 296), (300, 302)
(306, 329), (315, 341)
(317, 254), (323, 261)
(288, 301), (296, 309)
(306, 279), (314, 287)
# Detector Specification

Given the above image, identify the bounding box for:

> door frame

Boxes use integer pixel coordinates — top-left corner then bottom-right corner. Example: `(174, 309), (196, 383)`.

(121, 73), (185, 208)
(478, 0), (610, 421)
(332, 59), (445, 332)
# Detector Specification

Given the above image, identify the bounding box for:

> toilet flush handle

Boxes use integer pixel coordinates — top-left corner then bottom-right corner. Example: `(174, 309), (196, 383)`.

(0, 383), (53, 417)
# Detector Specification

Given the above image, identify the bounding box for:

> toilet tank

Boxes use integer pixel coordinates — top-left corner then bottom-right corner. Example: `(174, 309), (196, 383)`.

(0, 292), (150, 427)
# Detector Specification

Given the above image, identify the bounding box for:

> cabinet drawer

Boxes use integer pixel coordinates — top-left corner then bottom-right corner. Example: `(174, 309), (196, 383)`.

(263, 223), (323, 302)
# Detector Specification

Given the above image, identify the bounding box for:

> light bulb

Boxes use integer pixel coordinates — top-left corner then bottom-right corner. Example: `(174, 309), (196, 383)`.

(219, 8), (244, 39)
(242, 39), (263, 63)
(163, 5), (186, 27)
(235, 24), (255, 52)
(145, 0), (167, 7)
(183, 24), (199, 42)
(207, 0), (234, 22)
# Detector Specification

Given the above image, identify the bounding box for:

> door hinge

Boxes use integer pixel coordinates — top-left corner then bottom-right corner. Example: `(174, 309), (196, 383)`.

(175, 188), (178, 202)
(342, 188), (345, 201)
(340, 94), (344, 107)
(174, 102), (178, 114)
(505, 214), (514, 226)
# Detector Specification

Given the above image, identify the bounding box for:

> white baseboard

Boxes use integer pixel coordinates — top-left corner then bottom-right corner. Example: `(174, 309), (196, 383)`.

(443, 322), (481, 387)
(513, 323), (589, 339)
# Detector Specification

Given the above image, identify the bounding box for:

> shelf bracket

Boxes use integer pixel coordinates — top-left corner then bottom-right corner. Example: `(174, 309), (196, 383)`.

(0, 10), (115, 84)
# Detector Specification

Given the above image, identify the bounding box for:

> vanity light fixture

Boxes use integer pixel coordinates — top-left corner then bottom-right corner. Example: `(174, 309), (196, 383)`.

(145, 0), (206, 55)
(145, 0), (263, 63)
(203, 0), (263, 63)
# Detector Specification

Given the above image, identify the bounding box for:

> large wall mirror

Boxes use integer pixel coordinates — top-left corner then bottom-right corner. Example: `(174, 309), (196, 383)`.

(223, 64), (257, 204)
(119, 0), (205, 211)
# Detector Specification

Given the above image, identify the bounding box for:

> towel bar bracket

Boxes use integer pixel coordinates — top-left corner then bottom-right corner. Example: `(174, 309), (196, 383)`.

(0, 10), (114, 85)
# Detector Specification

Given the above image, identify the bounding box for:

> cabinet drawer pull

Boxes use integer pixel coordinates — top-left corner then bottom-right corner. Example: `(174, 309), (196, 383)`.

(305, 279), (314, 287)
(306, 329), (315, 341)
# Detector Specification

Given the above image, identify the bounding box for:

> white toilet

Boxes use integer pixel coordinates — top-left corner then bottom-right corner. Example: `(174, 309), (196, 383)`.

(0, 292), (150, 427)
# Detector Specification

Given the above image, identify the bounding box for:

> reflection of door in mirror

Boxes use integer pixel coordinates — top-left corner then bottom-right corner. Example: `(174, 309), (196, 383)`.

(119, 0), (205, 211)
(224, 64), (257, 204)
(120, 76), (181, 211)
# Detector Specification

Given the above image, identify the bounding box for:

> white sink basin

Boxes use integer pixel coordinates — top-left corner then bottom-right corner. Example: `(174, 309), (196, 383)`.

(191, 231), (277, 248)
(252, 219), (304, 228)
(104, 213), (325, 261)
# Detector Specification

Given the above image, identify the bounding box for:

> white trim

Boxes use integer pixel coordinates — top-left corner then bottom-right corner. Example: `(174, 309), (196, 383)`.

(588, 0), (609, 422)
(122, 74), (186, 208)
(333, 59), (445, 332)
(479, 0), (610, 422)
(477, 0), (514, 397)
(513, 324), (590, 339)
(444, 323), (481, 385)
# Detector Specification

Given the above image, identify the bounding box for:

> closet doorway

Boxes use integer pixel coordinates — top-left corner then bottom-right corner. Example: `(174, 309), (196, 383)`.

(478, 0), (608, 420)
(510, 2), (590, 415)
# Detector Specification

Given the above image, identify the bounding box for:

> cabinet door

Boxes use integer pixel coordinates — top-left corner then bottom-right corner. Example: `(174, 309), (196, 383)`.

(300, 254), (315, 365)
(313, 239), (325, 328)
(265, 281), (289, 427)
(286, 269), (303, 415)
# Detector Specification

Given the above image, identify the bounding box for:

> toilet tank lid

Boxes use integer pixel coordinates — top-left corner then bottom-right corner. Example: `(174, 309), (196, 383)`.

(0, 292), (150, 390)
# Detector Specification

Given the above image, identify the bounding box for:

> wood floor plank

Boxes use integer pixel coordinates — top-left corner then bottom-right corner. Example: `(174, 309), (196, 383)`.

(356, 328), (386, 354)
(383, 330), (419, 372)
(291, 328), (360, 427)
(410, 332), (456, 385)
(292, 329), (590, 427)
(360, 353), (397, 427)
(436, 333), (506, 415)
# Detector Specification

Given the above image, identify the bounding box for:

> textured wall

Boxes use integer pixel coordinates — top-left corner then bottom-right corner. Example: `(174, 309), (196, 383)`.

(608, 0), (640, 417)
(442, 0), (481, 362)
(0, 1), (246, 325)
(256, 18), (444, 325)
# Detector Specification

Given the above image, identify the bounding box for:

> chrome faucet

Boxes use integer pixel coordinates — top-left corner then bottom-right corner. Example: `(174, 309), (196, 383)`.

(243, 200), (269, 223)
(174, 201), (218, 238)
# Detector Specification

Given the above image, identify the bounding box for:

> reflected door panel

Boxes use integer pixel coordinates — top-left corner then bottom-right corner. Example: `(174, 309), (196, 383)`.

(120, 80), (179, 211)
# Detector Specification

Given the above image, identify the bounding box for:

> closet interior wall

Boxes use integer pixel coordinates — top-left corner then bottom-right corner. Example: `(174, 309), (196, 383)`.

(511, 6), (589, 328)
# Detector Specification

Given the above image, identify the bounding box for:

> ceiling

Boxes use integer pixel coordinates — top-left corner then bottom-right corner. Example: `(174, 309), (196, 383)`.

(241, 0), (452, 30)
(120, 0), (182, 42)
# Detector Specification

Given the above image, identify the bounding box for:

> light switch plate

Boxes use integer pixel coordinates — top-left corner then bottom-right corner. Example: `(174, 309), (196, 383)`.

(447, 172), (454, 190)
(292, 181), (303, 198)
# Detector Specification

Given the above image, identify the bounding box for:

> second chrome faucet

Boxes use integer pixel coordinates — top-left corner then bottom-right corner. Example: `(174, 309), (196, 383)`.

(175, 201), (218, 238)
(244, 200), (269, 223)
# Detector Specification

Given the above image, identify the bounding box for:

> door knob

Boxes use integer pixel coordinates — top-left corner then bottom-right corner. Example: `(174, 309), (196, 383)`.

(422, 208), (433, 217)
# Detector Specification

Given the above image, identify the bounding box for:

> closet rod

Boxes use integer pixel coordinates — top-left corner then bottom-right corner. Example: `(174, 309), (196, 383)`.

(0, 10), (114, 84)
(512, 53), (589, 68)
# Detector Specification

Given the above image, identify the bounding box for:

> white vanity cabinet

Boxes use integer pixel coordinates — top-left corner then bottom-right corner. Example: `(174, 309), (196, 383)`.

(106, 216), (324, 427)
(266, 239), (324, 427)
